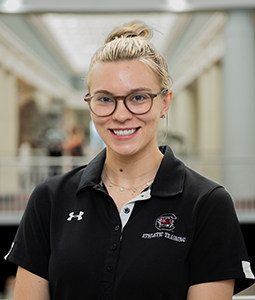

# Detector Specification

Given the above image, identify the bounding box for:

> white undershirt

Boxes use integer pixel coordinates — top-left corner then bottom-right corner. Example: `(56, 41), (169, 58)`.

(119, 189), (151, 229)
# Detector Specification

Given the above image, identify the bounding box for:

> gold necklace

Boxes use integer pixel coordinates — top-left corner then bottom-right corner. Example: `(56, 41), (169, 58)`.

(104, 171), (154, 194)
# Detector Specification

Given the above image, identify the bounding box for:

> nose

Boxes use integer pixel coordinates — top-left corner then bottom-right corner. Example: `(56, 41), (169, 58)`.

(112, 99), (133, 122)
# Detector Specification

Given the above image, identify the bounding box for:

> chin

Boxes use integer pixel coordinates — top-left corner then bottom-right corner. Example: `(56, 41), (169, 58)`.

(108, 144), (141, 157)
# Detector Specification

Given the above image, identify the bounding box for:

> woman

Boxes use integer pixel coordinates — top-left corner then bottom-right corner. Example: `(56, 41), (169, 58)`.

(6, 21), (254, 299)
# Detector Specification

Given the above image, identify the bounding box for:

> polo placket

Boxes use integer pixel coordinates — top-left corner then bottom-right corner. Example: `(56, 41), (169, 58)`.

(119, 189), (151, 229)
(101, 189), (152, 298)
(101, 195), (122, 299)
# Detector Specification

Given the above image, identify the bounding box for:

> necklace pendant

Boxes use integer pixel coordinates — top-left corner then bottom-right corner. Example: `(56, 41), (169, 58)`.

(132, 187), (137, 193)
(119, 187), (124, 192)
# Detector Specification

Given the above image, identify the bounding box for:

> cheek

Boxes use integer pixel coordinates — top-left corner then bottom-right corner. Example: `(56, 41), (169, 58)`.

(91, 116), (106, 135)
(142, 105), (161, 124)
(138, 113), (160, 134)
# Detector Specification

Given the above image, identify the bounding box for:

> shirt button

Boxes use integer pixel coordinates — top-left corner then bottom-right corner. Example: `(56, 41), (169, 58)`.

(111, 243), (117, 251)
(114, 225), (120, 231)
(124, 207), (130, 214)
(106, 265), (113, 272)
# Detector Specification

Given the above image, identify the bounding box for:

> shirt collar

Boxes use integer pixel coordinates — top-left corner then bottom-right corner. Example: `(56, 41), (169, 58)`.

(151, 145), (185, 197)
(77, 145), (185, 198)
(77, 148), (106, 193)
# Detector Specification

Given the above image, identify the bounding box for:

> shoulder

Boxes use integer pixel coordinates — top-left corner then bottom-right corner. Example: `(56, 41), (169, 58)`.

(182, 166), (235, 217)
(29, 165), (87, 205)
(184, 168), (236, 227)
(43, 165), (85, 190)
(184, 166), (233, 205)
(184, 166), (221, 196)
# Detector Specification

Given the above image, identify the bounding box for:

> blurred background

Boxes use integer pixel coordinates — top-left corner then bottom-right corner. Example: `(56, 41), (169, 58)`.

(0, 0), (255, 298)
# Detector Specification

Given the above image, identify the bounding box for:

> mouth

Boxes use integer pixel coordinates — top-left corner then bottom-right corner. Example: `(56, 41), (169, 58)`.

(110, 127), (140, 137)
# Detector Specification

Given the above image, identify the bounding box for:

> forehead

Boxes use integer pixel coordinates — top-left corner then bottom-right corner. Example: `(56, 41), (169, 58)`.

(89, 60), (160, 93)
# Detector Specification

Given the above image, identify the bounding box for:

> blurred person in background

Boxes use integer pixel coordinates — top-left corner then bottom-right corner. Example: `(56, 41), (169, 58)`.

(45, 128), (64, 176)
(63, 127), (84, 156)
(5, 21), (255, 300)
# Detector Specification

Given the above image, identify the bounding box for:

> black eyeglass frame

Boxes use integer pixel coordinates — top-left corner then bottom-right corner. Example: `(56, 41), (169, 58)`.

(83, 88), (168, 117)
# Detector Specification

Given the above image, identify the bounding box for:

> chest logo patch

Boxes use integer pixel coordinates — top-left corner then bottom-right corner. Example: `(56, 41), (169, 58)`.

(155, 213), (177, 232)
(142, 212), (186, 243)
(67, 211), (84, 221)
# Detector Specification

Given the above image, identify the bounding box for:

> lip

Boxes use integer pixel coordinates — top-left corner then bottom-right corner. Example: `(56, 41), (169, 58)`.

(109, 127), (141, 139)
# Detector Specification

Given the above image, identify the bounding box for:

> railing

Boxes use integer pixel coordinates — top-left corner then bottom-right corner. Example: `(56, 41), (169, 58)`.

(0, 155), (92, 224)
(0, 154), (255, 224)
(233, 297), (255, 299)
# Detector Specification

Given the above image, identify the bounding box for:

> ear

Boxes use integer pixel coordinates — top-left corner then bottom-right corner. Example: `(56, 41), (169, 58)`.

(160, 90), (172, 117)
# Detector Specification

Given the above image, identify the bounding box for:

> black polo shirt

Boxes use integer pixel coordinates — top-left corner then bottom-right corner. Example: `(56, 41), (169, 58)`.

(5, 146), (255, 299)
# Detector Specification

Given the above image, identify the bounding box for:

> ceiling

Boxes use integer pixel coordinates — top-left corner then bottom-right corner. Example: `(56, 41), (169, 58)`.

(1, 0), (254, 14)
(36, 12), (177, 75)
(0, 0), (254, 87)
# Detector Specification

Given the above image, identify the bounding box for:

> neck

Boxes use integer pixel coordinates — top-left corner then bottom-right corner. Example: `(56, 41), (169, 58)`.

(103, 146), (163, 188)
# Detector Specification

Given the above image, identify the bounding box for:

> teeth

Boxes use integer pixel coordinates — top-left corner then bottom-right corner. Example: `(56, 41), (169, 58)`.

(113, 129), (137, 136)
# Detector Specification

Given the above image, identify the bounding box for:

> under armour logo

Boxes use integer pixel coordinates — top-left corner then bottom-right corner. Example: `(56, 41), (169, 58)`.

(67, 211), (84, 221)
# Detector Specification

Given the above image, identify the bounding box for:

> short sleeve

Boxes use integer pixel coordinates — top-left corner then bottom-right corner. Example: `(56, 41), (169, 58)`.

(188, 187), (255, 294)
(5, 182), (51, 279)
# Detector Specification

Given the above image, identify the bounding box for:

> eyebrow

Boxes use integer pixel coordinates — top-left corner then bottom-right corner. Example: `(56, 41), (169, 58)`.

(92, 87), (153, 95)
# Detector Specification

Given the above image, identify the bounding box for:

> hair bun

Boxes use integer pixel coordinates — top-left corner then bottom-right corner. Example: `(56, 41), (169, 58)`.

(105, 21), (152, 44)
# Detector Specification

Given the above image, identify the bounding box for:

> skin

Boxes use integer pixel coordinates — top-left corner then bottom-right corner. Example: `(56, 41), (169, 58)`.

(89, 60), (171, 210)
(89, 60), (171, 160)
(13, 267), (50, 300)
(13, 59), (235, 299)
(187, 280), (235, 300)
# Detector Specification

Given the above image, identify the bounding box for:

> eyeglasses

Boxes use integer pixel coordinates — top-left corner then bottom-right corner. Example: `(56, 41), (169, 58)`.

(84, 88), (168, 117)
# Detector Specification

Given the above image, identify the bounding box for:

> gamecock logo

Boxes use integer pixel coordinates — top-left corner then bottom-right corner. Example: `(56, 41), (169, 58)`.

(155, 213), (177, 231)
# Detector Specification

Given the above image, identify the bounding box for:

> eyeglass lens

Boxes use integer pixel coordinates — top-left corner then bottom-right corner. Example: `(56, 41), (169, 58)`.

(90, 92), (153, 116)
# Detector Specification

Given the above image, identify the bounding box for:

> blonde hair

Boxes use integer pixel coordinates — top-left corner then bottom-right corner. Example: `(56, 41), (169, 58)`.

(86, 21), (171, 91)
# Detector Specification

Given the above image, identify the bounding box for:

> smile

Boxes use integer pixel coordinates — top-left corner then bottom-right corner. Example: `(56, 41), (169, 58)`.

(111, 128), (139, 136)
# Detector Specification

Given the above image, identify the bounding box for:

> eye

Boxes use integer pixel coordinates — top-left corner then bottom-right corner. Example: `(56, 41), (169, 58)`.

(131, 93), (149, 102)
(95, 95), (114, 103)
